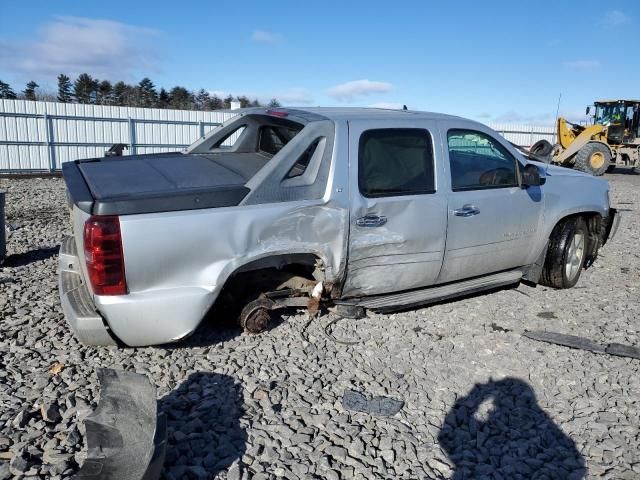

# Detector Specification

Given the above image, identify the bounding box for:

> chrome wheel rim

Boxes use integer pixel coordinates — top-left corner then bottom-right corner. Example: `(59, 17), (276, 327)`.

(565, 232), (584, 281)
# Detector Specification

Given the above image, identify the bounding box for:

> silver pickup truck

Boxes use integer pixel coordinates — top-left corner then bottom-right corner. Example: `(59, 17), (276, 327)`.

(59, 108), (619, 347)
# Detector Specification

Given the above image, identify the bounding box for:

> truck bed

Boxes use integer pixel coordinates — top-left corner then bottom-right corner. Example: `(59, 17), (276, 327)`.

(62, 152), (268, 215)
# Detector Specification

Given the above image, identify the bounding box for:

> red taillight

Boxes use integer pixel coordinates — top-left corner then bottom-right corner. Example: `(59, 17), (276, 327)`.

(83, 215), (127, 296)
(266, 109), (288, 117)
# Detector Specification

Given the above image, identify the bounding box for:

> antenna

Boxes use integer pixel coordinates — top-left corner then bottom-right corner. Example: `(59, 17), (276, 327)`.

(552, 93), (562, 145)
(547, 92), (562, 175)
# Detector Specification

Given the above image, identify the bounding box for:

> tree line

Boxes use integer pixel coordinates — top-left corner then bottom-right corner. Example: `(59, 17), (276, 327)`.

(0, 75), (281, 110)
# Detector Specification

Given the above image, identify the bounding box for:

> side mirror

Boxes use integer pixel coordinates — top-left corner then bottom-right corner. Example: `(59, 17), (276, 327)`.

(586, 106), (591, 115)
(522, 164), (544, 187)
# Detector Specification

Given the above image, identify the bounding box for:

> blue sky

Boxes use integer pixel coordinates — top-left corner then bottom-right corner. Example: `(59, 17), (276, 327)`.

(0, 1), (638, 124)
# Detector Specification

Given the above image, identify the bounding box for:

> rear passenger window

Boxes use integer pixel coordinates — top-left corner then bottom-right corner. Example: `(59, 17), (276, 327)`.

(359, 129), (435, 198)
(447, 130), (519, 191)
(285, 138), (322, 179)
(214, 125), (246, 149)
(258, 125), (300, 155)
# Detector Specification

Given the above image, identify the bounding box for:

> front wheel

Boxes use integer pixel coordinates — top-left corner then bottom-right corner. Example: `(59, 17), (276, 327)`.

(540, 217), (587, 289)
(574, 143), (611, 176)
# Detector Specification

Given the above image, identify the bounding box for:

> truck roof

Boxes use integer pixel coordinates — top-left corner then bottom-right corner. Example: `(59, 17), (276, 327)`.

(239, 107), (464, 123)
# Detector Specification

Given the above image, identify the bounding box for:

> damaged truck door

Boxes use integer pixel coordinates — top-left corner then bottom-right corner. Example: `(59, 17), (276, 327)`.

(343, 121), (447, 297)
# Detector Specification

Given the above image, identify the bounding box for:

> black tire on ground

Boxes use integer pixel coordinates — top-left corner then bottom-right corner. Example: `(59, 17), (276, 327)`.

(530, 139), (554, 157)
(540, 217), (587, 289)
(573, 143), (611, 176)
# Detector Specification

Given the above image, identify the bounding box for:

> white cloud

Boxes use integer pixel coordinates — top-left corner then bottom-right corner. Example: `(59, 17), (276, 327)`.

(251, 30), (282, 44)
(563, 59), (601, 71)
(604, 10), (631, 27)
(0, 16), (159, 82)
(367, 102), (404, 110)
(327, 79), (393, 102)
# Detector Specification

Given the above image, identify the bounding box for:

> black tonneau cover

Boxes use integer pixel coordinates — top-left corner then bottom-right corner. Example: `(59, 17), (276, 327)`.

(63, 152), (266, 215)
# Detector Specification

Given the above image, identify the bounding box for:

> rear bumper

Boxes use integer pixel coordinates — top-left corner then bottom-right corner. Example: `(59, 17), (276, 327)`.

(60, 235), (217, 347)
(58, 236), (117, 346)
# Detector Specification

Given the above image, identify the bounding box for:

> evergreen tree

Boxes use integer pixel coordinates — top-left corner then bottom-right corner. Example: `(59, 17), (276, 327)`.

(97, 80), (114, 105)
(157, 88), (170, 108)
(268, 98), (281, 108)
(57, 74), (73, 103)
(0, 80), (17, 99)
(1, 73), (275, 111)
(74, 73), (99, 104)
(137, 78), (158, 108)
(168, 86), (194, 110)
(236, 95), (251, 108)
(223, 95), (234, 109)
(113, 81), (129, 106)
(195, 89), (211, 110)
(23, 81), (39, 101)
(208, 94), (223, 110)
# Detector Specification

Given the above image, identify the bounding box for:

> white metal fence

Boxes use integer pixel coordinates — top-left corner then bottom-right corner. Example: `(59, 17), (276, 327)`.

(0, 99), (555, 172)
(489, 123), (555, 148)
(0, 99), (235, 172)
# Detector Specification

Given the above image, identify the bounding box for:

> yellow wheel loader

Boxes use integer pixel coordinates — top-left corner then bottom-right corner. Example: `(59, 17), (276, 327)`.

(530, 100), (640, 176)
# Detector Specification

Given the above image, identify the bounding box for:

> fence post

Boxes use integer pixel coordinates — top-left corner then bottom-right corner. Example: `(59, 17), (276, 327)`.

(529, 126), (534, 148)
(44, 112), (56, 171)
(199, 121), (205, 139)
(128, 118), (136, 155)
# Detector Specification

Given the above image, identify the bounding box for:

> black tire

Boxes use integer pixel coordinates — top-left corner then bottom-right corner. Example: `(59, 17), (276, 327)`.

(530, 139), (554, 157)
(574, 143), (611, 176)
(540, 217), (587, 289)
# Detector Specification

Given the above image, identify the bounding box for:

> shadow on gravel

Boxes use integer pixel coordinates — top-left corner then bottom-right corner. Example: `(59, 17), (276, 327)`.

(439, 377), (586, 480)
(2, 245), (59, 267)
(158, 372), (247, 479)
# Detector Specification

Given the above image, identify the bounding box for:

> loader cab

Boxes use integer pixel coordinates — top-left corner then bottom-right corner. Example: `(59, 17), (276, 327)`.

(591, 100), (640, 145)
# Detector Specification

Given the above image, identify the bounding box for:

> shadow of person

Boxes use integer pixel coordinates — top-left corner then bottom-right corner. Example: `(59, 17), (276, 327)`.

(158, 372), (247, 479)
(438, 377), (586, 480)
(2, 245), (59, 267)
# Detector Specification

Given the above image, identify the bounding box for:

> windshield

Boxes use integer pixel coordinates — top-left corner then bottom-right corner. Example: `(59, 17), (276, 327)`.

(595, 103), (624, 125)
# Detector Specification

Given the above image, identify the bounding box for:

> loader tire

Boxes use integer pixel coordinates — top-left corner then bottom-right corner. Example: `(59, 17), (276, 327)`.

(540, 217), (587, 289)
(530, 139), (553, 157)
(574, 143), (611, 176)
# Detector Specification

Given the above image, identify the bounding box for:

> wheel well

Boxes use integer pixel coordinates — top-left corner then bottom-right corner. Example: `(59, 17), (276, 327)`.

(208, 254), (324, 324)
(233, 253), (324, 280)
(551, 212), (603, 266)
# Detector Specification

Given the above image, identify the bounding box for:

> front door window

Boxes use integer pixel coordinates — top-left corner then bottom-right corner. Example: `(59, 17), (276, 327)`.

(447, 130), (519, 191)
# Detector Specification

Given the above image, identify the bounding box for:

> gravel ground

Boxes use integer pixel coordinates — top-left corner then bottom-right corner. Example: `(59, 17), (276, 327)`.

(0, 171), (639, 480)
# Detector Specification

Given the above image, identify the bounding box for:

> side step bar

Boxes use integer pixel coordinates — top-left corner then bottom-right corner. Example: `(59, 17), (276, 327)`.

(337, 270), (523, 313)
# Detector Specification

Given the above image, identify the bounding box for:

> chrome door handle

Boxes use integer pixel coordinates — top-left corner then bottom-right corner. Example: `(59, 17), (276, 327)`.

(356, 214), (387, 227)
(453, 205), (480, 217)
